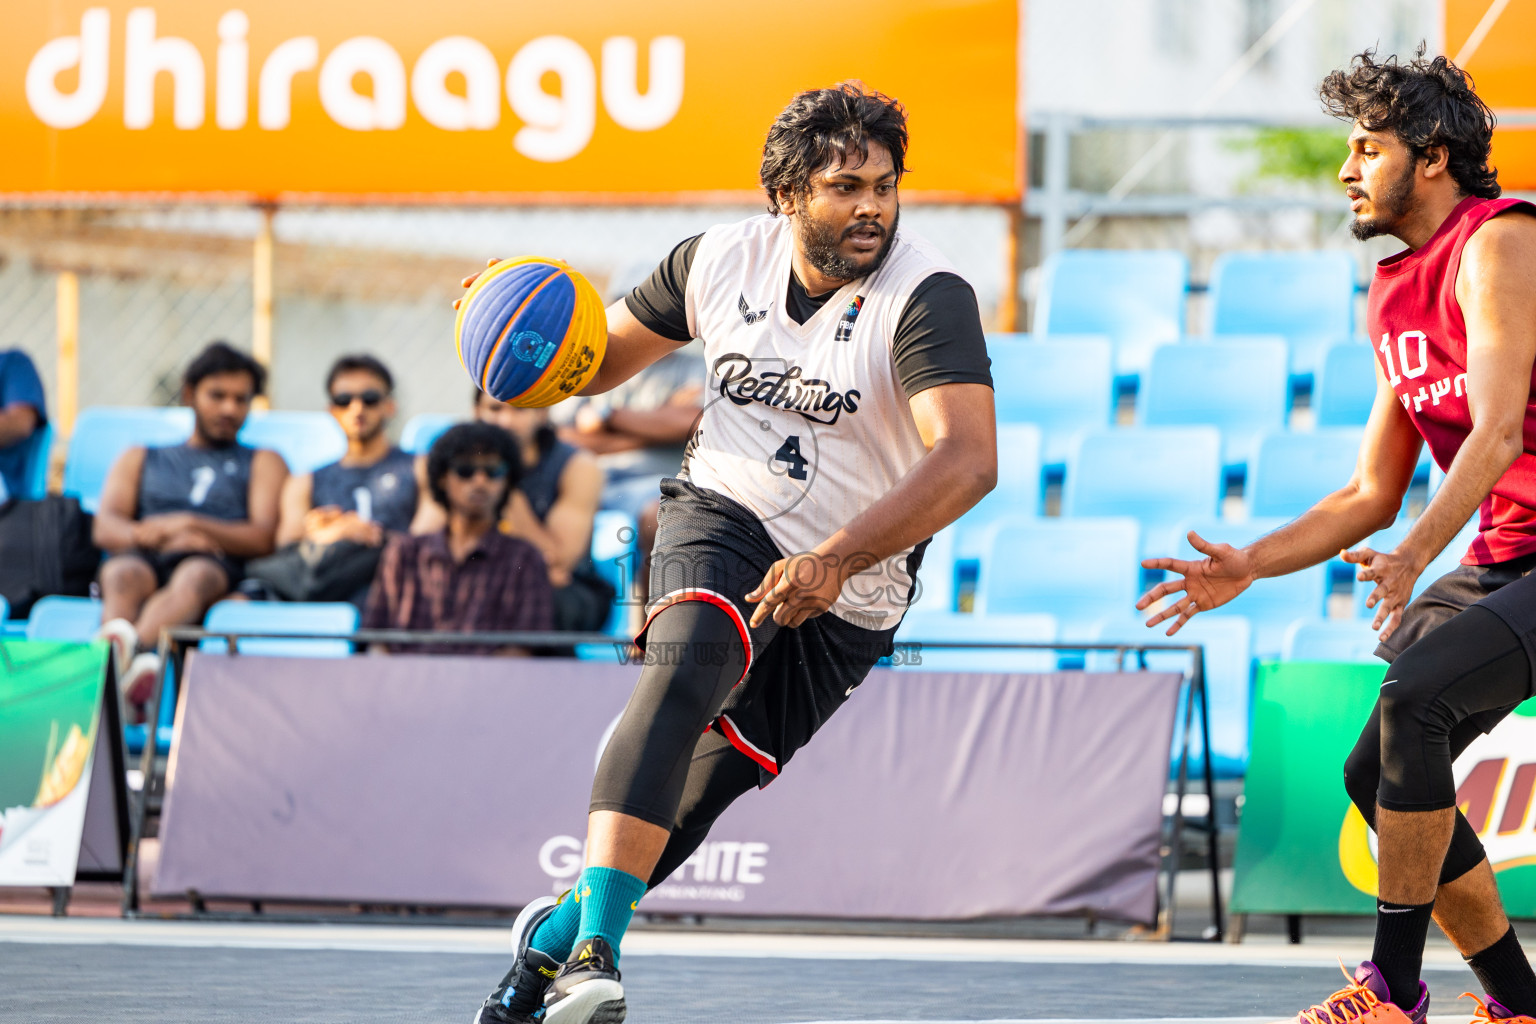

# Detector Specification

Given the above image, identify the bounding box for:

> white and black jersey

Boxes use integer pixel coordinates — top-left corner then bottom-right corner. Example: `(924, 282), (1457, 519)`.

(625, 214), (991, 628)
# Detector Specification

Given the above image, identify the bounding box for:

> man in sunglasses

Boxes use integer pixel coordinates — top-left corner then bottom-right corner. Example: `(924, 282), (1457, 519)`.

(362, 422), (553, 655)
(244, 354), (424, 606)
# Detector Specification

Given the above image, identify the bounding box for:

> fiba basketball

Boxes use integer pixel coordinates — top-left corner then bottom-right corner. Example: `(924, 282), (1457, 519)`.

(454, 257), (607, 407)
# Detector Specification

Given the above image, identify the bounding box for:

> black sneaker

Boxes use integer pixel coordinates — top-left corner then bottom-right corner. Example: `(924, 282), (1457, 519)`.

(543, 938), (626, 1023)
(473, 896), (562, 1024)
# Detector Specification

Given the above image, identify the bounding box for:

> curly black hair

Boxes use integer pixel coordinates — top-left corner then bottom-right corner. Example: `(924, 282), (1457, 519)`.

(760, 82), (908, 215)
(1319, 46), (1499, 200)
(184, 341), (266, 396)
(426, 422), (524, 516)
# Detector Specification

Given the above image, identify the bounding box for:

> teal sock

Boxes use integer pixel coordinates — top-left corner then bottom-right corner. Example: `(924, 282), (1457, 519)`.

(528, 889), (581, 961)
(573, 866), (647, 961)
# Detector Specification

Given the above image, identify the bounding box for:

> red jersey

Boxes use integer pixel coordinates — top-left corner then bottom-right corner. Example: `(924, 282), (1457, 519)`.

(1367, 195), (1536, 565)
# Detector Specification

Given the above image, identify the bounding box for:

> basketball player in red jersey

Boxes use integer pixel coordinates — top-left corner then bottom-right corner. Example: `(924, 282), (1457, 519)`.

(1140, 49), (1536, 1024)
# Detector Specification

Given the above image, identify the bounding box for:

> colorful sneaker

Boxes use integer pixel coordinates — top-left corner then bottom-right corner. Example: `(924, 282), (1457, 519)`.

(473, 896), (562, 1024)
(121, 651), (163, 722)
(1464, 992), (1536, 1024)
(543, 937), (625, 1023)
(1278, 962), (1428, 1024)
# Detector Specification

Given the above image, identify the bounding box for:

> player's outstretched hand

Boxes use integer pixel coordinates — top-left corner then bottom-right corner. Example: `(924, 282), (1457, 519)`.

(452, 258), (501, 311)
(1136, 531), (1256, 636)
(1341, 544), (1422, 642)
(746, 552), (844, 629)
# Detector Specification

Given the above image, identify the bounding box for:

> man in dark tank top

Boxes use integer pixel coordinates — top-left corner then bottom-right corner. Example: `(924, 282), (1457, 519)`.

(244, 354), (422, 605)
(93, 342), (287, 721)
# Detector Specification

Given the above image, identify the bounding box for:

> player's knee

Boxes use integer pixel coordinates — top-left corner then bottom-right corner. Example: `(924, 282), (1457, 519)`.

(100, 555), (154, 593)
(1342, 741), (1380, 820)
(167, 558), (231, 600)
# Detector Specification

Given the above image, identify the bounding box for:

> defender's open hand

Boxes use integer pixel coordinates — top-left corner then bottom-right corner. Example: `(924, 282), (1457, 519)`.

(1342, 544), (1422, 642)
(1136, 531), (1256, 636)
(747, 552), (843, 629)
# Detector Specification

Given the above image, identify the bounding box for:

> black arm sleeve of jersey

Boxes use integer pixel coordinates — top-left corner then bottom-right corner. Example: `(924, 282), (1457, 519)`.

(624, 234), (703, 343)
(892, 272), (994, 398)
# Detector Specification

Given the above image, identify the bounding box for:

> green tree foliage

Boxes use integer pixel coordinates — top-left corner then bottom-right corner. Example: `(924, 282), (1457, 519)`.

(1233, 127), (1351, 184)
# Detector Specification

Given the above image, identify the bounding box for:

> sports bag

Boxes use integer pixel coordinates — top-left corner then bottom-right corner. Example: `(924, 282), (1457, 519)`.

(0, 495), (99, 618)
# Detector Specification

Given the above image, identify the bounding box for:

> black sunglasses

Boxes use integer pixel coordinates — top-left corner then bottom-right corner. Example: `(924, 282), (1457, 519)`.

(449, 462), (508, 481)
(330, 389), (386, 408)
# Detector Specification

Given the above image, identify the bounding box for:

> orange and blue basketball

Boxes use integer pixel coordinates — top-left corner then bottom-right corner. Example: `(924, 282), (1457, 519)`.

(454, 257), (607, 407)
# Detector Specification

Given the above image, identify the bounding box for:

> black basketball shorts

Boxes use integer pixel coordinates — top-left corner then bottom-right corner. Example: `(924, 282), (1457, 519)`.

(639, 477), (905, 785)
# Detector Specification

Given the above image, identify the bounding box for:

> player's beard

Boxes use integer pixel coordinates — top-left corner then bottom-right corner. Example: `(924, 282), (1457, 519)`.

(1349, 158), (1418, 241)
(192, 411), (240, 447)
(799, 206), (900, 282)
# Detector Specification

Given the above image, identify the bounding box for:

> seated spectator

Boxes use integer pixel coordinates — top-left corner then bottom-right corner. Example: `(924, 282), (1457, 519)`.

(365, 423), (552, 655)
(556, 345), (703, 614)
(94, 342), (287, 718)
(417, 391), (610, 631)
(244, 354), (421, 605)
(558, 345), (702, 522)
(0, 348), (48, 502)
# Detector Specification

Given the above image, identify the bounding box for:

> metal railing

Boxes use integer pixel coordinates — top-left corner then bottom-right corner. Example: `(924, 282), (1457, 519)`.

(1029, 111), (1536, 262)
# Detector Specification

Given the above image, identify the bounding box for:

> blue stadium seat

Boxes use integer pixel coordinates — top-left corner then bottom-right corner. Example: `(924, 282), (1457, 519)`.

(17, 422), (53, 500)
(1282, 619), (1383, 662)
(987, 335), (1114, 466)
(975, 515), (1141, 638)
(62, 407), (193, 513)
(1064, 428), (1223, 555)
(200, 600), (358, 657)
(1247, 429), (1364, 519)
(1208, 251), (1356, 378)
(238, 410), (348, 475)
(1352, 517), (1479, 618)
(1032, 250), (1188, 379)
(906, 523), (957, 615)
(1163, 518), (1329, 659)
(590, 509), (637, 635)
(1139, 340), (1289, 469)
(953, 423), (1042, 558)
(24, 595), (103, 641)
(1086, 614), (1253, 777)
(893, 611), (1059, 673)
(401, 414), (460, 455)
(1314, 342), (1378, 427)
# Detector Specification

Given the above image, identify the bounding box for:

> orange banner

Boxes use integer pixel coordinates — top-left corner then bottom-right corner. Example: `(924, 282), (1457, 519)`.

(3, 1), (1020, 202)
(1446, 0), (1536, 191)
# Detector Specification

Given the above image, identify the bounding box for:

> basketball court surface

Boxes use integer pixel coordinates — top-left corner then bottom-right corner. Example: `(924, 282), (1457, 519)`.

(0, 916), (1488, 1024)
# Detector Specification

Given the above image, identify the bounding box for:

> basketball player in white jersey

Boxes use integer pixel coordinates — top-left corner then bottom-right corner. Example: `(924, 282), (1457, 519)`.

(468, 83), (997, 1024)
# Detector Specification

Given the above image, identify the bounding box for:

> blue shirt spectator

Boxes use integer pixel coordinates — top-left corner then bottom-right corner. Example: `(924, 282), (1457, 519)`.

(0, 350), (48, 499)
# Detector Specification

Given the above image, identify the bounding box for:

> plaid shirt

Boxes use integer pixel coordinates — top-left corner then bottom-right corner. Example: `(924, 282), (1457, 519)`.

(362, 528), (553, 654)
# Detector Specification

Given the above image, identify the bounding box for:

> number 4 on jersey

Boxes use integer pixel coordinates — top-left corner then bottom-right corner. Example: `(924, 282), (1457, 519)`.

(773, 435), (809, 480)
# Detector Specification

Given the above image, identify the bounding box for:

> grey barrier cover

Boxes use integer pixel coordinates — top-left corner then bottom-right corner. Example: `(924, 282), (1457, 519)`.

(154, 653), (1183, 922)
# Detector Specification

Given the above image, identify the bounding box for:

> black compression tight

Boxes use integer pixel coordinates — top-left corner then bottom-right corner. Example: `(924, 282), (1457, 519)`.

(646, 728), (763, 889)
(589, 600), (749, 830)
(1343, 606), (1532, 885)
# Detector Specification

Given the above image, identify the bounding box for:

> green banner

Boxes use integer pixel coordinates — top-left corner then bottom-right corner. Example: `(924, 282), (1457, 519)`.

(0, 641), (109, 887)
(1232, 660), (1536, 916)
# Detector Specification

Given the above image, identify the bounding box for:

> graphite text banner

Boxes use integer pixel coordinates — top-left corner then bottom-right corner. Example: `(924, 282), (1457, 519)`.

(1232, 661), (1536, 918)
(154, 653), (1183, 923)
